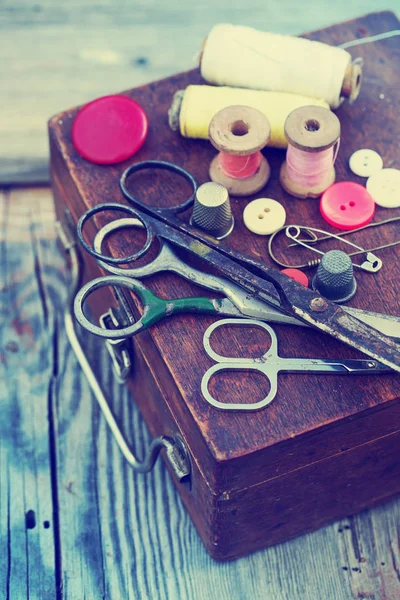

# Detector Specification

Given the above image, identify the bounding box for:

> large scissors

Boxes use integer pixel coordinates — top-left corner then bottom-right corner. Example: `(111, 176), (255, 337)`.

(74, 217), (400, 340)
(75, 160), (400, 372)
(201, 319), (392, 411)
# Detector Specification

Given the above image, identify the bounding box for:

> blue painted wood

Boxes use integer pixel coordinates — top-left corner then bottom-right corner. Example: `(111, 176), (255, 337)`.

(0, 189), (57, 599)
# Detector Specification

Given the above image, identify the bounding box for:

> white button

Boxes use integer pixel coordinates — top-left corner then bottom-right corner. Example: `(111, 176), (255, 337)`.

(243, 198), (286, 235)
(349, 149), (383, 177)
(366, 168), (400, 208)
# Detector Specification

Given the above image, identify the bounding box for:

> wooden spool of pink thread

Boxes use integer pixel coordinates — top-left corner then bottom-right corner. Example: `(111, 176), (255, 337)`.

(208, 105), (271, 197)
(280, 105), (341, 199)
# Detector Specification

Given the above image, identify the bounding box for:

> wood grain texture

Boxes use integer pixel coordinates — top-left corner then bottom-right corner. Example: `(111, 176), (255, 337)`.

(0, 188), (58, 598)
(1, 0), (399, 184)
(2, 187), (400, 598)
(49, 10), (400, 560)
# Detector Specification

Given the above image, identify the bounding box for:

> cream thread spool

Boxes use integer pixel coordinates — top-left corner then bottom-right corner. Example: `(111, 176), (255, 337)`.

(279, 106), (341, 199)
(208, 105), (271, 197)
(167, 85), (330, 148)
(199, 24), (363, 108)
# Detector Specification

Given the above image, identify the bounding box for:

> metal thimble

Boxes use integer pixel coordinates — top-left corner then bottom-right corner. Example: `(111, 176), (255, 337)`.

(312, 250), (357, 303)
(190, 182), (234, 240)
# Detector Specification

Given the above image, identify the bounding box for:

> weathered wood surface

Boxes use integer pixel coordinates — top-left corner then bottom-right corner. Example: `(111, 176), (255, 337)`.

(0, 0), (399, 184)
(1, 187), (400, 598)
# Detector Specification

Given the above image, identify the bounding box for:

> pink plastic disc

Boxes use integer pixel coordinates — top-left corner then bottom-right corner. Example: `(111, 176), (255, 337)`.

(72, 94), (148, 165)
(320, 182), (375, 231)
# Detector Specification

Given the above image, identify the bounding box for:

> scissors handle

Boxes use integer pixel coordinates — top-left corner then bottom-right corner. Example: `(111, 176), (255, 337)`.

(201, 363), (277, 411)
(74, 275), (221, 340)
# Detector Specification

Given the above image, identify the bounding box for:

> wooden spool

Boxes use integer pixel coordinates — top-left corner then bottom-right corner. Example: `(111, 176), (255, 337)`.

(279, 105), (341, 199)
(341, 60), (363, 103)
(208, 105), (271, 197)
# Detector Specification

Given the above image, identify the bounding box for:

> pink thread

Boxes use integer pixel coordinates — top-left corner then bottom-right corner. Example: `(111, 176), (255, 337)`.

(218, 151), (263, 179)
(285, 141), (339, 188)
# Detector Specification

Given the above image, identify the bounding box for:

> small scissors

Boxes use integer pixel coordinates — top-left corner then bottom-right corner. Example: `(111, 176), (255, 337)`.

(201, 319), (392, 412)
(74, 217), (400, 340)
(74, 160), (400, 371)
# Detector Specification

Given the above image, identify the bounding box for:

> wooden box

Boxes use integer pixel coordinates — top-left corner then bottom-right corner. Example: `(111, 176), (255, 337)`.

(48, 12), (400, 560)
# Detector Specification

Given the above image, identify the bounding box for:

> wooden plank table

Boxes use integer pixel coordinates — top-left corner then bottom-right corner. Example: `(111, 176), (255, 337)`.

(1, 3), (400, 598)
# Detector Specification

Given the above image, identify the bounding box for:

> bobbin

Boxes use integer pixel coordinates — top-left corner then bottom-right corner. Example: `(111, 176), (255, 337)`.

(199, 26), (363, 107)
(208, 105), (271, 196)
(341, 60), (363, 104)
(280, 106), (341, 199)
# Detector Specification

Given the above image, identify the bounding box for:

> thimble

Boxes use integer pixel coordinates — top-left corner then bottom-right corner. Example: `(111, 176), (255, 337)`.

(190, 182), (234, 239)
(312, 250), (357, 303)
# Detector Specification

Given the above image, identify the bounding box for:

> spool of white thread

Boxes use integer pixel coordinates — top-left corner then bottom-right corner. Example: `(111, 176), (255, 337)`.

(200, 24), (362, 109)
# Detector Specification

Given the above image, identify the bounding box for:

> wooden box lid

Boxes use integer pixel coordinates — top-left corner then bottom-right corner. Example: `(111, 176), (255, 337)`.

(49, 11), (400, 495)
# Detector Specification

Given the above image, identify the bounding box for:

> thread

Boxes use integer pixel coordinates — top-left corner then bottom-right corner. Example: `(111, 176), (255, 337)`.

(208, 105), (271, 196)
(170, 85), (329, 148)
(339, 29), (400, 49)
(285, 144), (338, 190)
(218, 151), (262, 179)
(200, 24), (356, 108)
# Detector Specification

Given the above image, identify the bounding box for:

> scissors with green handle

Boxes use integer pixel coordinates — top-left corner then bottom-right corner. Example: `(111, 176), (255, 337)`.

(73, 217), (400, 341)
(74, 274), (244, 338)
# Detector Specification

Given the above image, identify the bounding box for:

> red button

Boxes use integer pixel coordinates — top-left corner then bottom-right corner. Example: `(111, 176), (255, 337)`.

(72, 95), (148, 165)
(320, 182), (375, 231)
(281, 268), (309, 287)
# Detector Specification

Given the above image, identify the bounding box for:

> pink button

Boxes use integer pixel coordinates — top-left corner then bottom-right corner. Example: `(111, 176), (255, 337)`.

(72, 94), (148, 165)
(320, 182), (375, 230)
(281, 268), (309, 287)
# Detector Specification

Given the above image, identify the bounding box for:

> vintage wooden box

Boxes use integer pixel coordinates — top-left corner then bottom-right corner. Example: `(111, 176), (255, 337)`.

(49, 12), (400, 560)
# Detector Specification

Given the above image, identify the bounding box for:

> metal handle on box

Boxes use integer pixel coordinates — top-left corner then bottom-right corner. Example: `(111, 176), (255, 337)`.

(56, 214), (191, 485)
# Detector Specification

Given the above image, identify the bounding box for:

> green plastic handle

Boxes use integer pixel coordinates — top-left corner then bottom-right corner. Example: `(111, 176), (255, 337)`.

(129, 279), (220, 330)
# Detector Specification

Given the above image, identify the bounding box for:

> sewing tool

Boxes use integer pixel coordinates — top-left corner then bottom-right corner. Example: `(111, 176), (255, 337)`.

(208, 105), (271, 196)
(271, 224), (383, 273)
(77, 216), (400, 341)
(320, 181), (375, 229)
(285, 217), (400, 258)
(72, 94), (148, 165)
(201, 319), (391, 412)
(168, 85), (330, 148)
(243, 198), (286, 235)
(199, 24), (363, 108)
(72, 158), (400, 372)
(74, 206), (400, 344)
(190, 182), (234, 239)
(280, 106), (340, 199)
(312, 250), (357, 303)
(349, 149), (383, 177)
(366, 169), (400, 208)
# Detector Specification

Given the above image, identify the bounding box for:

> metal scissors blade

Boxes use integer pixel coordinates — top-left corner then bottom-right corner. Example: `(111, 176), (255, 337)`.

(93, 217), (400, 340)
(201, 319), (393, 412)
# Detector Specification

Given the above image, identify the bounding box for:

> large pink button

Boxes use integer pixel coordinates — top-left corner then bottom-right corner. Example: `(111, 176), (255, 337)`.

(72, 94), (148, 165)
(320, 182), (375, 230)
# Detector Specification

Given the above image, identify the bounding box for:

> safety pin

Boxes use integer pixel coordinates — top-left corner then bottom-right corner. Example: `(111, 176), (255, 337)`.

(288, 216), (400, 255)
(268, 225), (383, 272)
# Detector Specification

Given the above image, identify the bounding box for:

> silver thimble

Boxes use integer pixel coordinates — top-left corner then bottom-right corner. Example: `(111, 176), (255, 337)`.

(190, 182), (234, 240)
(312, 250), (357, 303)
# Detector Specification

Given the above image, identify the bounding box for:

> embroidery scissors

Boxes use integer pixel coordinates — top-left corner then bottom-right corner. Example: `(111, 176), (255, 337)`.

(74, 217), (400, 340)
(75, 160), (400, 372)
(201, 319), (392, 412)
